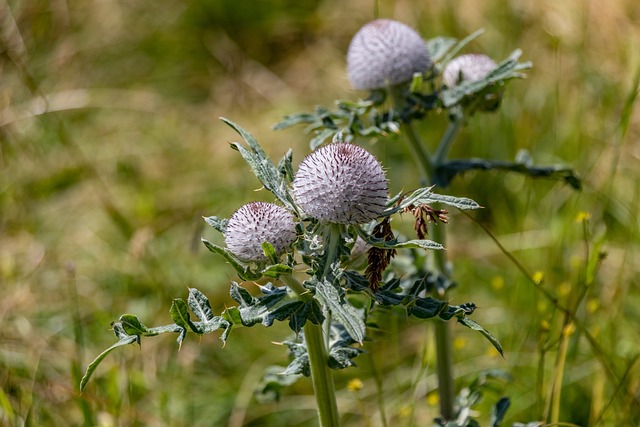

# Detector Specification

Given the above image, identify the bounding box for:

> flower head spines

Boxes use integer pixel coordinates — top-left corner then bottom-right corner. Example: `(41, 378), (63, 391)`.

(347, 19), (432, 91)
(224, 202), (297, 262)
(293, 143), (388, 224)
(442, 54), (498, 87)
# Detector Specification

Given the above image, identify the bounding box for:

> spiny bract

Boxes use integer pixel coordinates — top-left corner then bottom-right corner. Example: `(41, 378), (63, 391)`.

(225, 202), (297, 262)
(347, 19), (432, 91)
(293, 143), (388, 224)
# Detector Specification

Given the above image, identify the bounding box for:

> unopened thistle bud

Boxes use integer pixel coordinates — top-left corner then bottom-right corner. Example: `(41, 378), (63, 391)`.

(293, 143), (388, 224)
(347, 19), (432, 91)
(442, 54), (498, 87)
(224, 202), (297, 262)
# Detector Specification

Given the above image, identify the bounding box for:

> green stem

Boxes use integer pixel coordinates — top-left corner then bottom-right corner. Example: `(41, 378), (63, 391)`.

(281, 275), (341, 427)
(431, 223), (455, 420)
(305, 321), (341, 427)
(433, 114), (463, 168)
(390, 86), (434, 180)
(322, 224), (342, 349)
(400, 121), (434, 180)
(322, 224), (342, 283)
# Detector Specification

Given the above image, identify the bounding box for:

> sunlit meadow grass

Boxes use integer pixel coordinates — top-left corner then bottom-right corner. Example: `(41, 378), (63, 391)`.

(1, 1), (638, 426)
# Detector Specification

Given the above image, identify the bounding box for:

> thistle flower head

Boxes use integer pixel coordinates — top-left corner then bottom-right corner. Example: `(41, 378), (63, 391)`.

(347, 19), (432, 91)
(224, 202), (297, 262)
(293, 143), (388, 224)
(442, 54), (498, 87)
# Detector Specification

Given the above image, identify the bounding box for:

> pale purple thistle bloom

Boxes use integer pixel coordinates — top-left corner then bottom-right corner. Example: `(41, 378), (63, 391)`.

(347, 19), (432, 90)
(293, 143), (388, 224)
(225, 202), (297, 262)
(442, 54), (498, 87)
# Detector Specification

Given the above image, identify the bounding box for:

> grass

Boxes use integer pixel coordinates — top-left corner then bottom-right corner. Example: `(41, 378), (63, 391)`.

(1, 0), (639, 426)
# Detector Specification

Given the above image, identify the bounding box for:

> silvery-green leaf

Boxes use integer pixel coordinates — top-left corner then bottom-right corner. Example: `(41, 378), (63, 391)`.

(221, 117), (293, 210)
(80, 335), (138, 392)
(313, 278), (365, 344)
(203, 216), (227, 234)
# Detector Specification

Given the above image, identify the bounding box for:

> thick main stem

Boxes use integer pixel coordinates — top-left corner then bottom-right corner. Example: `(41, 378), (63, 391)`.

(281, 275), (341, 427)
(304, 321), (340, 427)
(431, 223), (455, 420)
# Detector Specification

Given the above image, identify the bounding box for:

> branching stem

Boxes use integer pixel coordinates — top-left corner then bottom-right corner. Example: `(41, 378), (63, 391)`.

(401, 121), (434, 180)
(433, 113), (463, 167)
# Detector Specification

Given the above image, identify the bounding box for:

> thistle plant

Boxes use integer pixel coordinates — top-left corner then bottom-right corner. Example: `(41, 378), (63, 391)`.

(81, 115), (500, 424)
(275, 18), (580, 425)
(82, 17), (580, 427)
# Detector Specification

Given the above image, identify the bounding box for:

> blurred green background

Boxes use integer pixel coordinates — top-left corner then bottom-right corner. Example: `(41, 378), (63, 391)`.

(1, 0), (638, 426)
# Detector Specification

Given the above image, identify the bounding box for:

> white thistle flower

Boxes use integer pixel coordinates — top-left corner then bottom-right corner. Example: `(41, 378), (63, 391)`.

(442, 54), (498, 87)
(347, 19), (432, 90)
(224, 202), (297, 262)
(293, 143), (388, 224)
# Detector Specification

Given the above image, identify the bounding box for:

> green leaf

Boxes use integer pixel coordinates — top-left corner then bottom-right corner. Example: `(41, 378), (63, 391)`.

(201, 238), (263, 281)
(288, 300), (323, 332)
(440, 29), (486, 65)
(391, 186), (481, 211)
(313, 278), (365, 344)
(229, 281), (256, 306)
(229, 282), (308, 330)
(458, 317), (504, 357)
(170, 298), (198, 334)
(221, 117), (294, 210)
(261, 242), (278, 264)
(422, 192), (482, 210)
(277, 149), (294, 183)
(356, 226), (444, 251)
(222, 306), (243, 327)
(203, 216), (227, 234)
(426, 37), (458, 63)
(407, 297), (449, 319)
(441, 53), (532, 108)
(391, 239), (444, 251)
(282, 340), (311, 376)
(490, 397), (511, 427)
(261, 263), (294, 278)
(187, 288), (214, 323)
(176, 327), (187, 349)
(265, 300), (306, 328)
(328, 346), (361, 370)
(273, 113), (318, 130)
(119, 314), (149, 335)
(79, 335), (138, 392)
(254, 365), (303, 403)
(310, 128), (336, 150)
